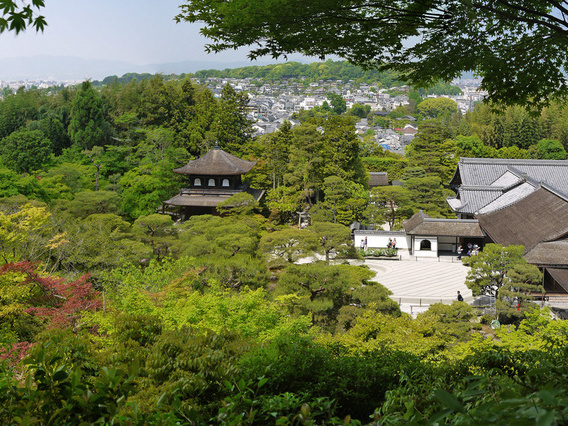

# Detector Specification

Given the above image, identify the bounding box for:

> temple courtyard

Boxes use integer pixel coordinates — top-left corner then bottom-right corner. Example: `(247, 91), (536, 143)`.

(361, 257), (472, 315)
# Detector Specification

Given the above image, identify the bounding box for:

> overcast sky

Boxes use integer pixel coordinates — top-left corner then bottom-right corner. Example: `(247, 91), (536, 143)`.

(0, 0), (311, 65)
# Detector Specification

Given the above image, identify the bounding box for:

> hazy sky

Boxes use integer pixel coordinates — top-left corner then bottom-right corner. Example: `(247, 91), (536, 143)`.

(0, 0), (310, 65)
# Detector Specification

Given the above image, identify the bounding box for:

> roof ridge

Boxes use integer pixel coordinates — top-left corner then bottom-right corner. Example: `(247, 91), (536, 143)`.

(422, 217), (479, 223)
(501, 166), (540, 189)
(460, 186), (505, 191)
(173, 148), (256, 175)
(489, 169), (520, 186)
(540, 182), (568, 203)
(460, 157), (568, 165)
(475, 183), (537, 216)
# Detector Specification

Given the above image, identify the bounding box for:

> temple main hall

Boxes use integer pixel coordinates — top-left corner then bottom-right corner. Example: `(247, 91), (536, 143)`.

(162, 146), (264, 219)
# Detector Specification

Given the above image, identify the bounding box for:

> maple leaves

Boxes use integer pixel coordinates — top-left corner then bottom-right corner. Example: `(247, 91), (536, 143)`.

(0, 261), (99, 364)
(0, 261), (102, 335)
(0, 0), (46, 34)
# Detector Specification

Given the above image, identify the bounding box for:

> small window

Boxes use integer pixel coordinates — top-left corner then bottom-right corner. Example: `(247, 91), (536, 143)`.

(194, 178), (201, 187)
(208, 178), (216, 187)
(420, 239), (431, 251)
(222, 178), (230, 187)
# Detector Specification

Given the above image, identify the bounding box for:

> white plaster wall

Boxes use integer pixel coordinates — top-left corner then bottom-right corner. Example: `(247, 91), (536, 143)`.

(355, 233), (409, 249)
(413, 237), (438, 257)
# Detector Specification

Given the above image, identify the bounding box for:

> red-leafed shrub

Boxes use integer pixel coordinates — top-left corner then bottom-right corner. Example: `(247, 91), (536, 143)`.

(0, 341), (33, 364)
(0, 261), (102, 331)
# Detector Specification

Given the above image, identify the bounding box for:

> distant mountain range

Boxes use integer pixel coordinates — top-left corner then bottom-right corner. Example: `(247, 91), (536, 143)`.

(0, 55), (279, 81)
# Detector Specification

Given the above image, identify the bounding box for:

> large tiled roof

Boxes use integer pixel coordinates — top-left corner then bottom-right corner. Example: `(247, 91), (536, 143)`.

(448, 187), (503, 214)
(174, 147), (256, 176)
(491, 170), (523, 187)
(477, 186), (568, 252)
(403, 210), (484, 237)
(447, 158), (568, 215)
(477, 182), (537, 214)
(449, 157), (568, 191)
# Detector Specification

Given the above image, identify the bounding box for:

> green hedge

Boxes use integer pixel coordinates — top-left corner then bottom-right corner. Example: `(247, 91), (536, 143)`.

(359, 248), (398, 257)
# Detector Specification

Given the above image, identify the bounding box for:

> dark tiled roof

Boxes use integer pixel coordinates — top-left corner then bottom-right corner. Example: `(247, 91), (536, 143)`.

(478, 187), (568, 252)
(403, 210), (484, 237)
(448, 158), (568, 216)
(448, 187), (503, 214)
(476, 182), (538, 214)
(449, 157), (568, 190)
(369, 172), (389, 187)
(174, 147), (256, 176)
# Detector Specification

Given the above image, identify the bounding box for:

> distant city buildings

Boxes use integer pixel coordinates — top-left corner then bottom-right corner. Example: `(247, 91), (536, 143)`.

(0, 74), (488, 151)
(0, 78), (81, 96)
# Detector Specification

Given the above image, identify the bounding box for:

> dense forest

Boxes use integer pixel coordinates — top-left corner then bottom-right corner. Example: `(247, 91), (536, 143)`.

(1, 67), (568, 423)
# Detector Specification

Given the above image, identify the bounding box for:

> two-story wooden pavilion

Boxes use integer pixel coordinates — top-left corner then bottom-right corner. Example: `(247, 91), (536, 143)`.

(162, 146), (264, 220)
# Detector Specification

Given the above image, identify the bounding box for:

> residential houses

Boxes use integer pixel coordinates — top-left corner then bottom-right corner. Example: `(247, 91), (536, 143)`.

(196, 76), (488, 151)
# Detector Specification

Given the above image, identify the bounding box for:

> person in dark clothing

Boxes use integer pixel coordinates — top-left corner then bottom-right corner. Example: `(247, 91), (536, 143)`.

(457, 291), (464, 302)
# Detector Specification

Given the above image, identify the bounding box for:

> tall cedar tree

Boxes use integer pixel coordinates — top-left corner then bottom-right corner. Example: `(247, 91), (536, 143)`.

(68, 81), (109, 150)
